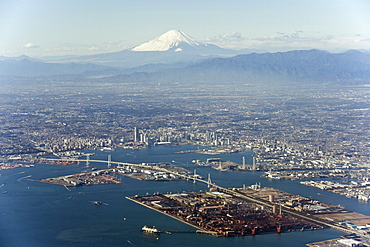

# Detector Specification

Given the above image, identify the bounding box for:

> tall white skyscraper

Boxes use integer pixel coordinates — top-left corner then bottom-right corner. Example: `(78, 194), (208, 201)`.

(134, 127), (139, 142)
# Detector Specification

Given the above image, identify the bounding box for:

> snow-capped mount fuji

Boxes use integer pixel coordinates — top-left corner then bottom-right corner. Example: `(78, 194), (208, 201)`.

(39, 30), (241, 70)
(131, 30), (208, 52)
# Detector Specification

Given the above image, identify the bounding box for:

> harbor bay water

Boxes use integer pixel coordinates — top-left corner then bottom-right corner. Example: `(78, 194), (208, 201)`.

(0, 144), (366, 246)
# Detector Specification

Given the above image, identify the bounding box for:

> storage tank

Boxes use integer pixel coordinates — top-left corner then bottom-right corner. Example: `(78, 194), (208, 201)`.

(272, 205), (279, 214)
(269, 194), (275, 202)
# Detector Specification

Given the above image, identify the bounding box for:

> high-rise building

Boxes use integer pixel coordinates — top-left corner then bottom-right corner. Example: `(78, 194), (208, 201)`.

(134, 127), (139, 142)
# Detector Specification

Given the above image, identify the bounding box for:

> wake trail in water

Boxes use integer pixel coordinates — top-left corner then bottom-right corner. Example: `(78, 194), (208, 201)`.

(54, 196), (73, 203)
(13, 171), (25, 175)
(126, 153), (137, 158)
(17, 175), (32, 182)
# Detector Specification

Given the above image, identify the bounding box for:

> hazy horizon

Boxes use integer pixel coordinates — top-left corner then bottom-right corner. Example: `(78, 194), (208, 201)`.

(1, 0), (370, 57)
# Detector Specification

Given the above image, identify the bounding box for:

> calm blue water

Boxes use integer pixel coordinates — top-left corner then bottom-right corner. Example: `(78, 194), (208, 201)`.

(0, 144), (367, 247)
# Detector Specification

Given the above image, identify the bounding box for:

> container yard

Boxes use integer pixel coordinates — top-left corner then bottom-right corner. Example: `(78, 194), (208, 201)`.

(127, 190), (325, 237)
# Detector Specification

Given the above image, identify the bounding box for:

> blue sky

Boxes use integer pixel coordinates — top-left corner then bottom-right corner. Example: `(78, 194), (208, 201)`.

(1, 0), (369, 57)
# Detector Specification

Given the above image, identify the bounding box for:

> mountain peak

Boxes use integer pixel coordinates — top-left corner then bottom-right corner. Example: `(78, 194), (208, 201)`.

(131, 30), (207, 52)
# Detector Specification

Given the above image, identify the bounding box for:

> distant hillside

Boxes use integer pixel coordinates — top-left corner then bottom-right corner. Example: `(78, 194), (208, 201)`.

(103, 50), (370, 85)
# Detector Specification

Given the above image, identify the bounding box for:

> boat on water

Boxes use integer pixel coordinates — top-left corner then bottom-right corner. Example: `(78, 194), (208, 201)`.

(142, 226), (159, 233)
(89, 201), (109, 206)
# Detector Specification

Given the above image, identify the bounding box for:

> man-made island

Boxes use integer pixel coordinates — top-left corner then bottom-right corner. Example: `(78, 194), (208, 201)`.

(128, 191), (323, 237)
(39, 161), (193, 186)
(127, 184), (370, 241)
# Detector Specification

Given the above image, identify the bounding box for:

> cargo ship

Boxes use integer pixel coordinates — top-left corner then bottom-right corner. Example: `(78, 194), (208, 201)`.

(142, 226), (159, 233)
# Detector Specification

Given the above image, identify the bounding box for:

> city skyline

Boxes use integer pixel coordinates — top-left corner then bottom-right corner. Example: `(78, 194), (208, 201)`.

(1, 0), (370, 57)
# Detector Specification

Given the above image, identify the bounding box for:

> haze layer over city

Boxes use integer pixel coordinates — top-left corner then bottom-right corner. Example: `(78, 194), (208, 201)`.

(1, 1), (370, 247)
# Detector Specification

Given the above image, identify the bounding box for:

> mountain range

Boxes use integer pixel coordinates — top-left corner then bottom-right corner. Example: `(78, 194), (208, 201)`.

(0, 30), (369, 85)
(98, 49), (370, 85)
